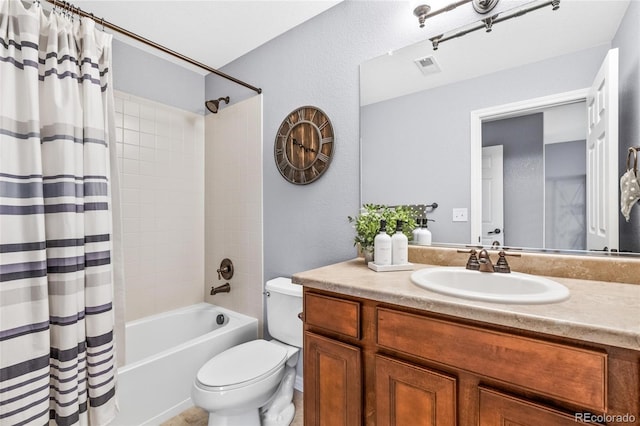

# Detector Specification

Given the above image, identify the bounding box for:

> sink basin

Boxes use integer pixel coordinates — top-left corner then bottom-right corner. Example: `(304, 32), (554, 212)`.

(410, 267), (570, 304)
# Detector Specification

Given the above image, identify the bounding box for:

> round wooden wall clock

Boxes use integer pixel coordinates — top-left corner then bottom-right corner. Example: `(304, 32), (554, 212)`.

(274, 106), (334, 185)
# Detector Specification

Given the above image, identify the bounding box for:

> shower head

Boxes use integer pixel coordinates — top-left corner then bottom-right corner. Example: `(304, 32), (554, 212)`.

(205, 96), (230, 114)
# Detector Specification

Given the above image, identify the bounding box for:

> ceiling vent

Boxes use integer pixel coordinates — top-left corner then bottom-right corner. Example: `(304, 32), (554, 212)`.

(414, 55), (441, 76)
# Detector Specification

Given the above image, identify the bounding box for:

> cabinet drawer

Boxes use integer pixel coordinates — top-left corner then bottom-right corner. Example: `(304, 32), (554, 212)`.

(377, 308), (607, 412)
(305, 292), (360, 339)
(479, 387), (604, 426)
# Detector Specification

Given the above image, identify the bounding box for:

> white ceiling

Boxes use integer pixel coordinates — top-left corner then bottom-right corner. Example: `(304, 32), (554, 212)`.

(68, 0), (343, 74)
(361, 0), (630, 105)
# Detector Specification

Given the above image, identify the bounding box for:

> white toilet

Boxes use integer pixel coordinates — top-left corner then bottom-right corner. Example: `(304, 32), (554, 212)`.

(191, 277), (302, 426)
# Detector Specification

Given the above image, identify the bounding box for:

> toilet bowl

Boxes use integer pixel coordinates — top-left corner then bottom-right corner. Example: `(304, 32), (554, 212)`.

(191, 278), (302, 426)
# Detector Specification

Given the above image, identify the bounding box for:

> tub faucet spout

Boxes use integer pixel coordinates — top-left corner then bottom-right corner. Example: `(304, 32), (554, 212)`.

(210, 283), (231, 295)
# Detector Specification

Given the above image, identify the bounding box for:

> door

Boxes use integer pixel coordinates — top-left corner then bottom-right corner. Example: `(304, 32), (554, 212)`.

(376, 355), (456, 426)
(586, 48), (618, 252)
(481, 145), (504, 246)
(304, 331), (362, 426)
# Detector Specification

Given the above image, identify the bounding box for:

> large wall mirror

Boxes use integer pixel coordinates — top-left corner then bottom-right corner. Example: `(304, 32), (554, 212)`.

(360, 0), (640, 255)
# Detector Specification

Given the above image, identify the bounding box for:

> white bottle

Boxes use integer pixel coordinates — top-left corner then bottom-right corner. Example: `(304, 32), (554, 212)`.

(412, 218), (422, 243)
(417, 219), (433, 246)
(391, 220), (408, 265)
(374, 220), (392, 266)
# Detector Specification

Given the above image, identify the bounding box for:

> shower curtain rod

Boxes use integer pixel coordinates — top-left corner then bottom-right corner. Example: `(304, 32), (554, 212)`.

(44, 0), (262, 95)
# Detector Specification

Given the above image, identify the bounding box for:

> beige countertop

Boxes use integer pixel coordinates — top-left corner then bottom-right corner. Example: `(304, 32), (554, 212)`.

(292, 259), (640, 351)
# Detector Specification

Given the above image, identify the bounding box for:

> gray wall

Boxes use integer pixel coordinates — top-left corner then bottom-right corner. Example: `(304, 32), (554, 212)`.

(198, 0), (639, 282)
(204, 1), (452, 280)
(361, 45), (608, 244)
(613, 0), (640, 253)
(483, 114), (544, 248)
(112, 39), (205, 114)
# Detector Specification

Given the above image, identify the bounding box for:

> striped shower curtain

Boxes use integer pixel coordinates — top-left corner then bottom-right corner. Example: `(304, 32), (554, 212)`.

(0, 1), (118, 424)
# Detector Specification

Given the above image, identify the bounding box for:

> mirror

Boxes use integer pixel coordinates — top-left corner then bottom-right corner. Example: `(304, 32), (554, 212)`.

(360, 0), (640, 254)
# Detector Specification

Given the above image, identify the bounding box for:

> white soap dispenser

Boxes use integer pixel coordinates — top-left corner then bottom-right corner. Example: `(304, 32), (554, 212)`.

(417, 218), (433, 246)
(412, 218), (422, 243)
(374, 219), (392, 266)
(391, 220), (408, 265)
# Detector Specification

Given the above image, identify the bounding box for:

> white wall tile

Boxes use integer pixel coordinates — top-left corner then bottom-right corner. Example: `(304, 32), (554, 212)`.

(115, 91), (205, 322)
(204, 96), (264, 336)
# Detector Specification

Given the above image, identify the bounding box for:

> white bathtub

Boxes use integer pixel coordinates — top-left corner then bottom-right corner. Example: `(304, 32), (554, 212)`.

(113, 303), (258, 425)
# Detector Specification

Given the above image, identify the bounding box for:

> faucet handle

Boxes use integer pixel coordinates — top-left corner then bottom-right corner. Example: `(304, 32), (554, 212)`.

(216, 258), (234, 280)
(458, 248), (480, 270)
(494, 250), (521, 273)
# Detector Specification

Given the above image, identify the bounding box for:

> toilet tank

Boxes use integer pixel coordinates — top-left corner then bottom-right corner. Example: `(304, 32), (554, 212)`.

(266, 277), (303, 348)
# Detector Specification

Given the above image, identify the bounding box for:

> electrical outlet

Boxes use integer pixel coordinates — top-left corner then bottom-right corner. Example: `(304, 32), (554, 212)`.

(452, 208), (468, 222)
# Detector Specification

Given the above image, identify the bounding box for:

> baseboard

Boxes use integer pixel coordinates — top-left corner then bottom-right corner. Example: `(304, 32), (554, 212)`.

(141, 398), (193, 426)
(294, 374), (303, 392)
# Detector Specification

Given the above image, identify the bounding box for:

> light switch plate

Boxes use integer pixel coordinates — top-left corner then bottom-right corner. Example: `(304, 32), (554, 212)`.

(452, 208), (468, 222)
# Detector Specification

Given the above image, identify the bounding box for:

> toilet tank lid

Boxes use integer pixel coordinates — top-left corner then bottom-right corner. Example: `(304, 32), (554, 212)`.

(266, 277), (301, 297)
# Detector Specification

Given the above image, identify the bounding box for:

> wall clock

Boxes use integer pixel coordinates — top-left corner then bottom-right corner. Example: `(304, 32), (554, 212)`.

(274, 106), (334, 185)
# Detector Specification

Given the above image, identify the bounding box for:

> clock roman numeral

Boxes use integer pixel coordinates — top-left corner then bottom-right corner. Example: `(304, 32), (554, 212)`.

(287, 166), (295, 181)
(298, 170), (307, 184)
(297, 108), (305, 122)
(278, 156), (289, 170)
(317, 152), (330, 163)
(321, 137), (333, 145)
(318, 120), (329, 131)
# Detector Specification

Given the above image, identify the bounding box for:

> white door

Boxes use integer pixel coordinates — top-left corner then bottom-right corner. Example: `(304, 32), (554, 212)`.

(586, 48), (618, 252)
(481, 145), (504, 247)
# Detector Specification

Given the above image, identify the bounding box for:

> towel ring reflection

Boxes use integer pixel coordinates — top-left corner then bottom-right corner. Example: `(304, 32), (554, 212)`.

(628, 147), (638, 173)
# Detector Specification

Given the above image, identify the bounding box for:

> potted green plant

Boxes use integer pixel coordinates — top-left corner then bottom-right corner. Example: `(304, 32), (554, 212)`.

(348, 204), (417, 263)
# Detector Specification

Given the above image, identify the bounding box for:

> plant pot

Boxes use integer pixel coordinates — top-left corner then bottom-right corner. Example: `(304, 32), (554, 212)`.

(362, 246), (374, 263)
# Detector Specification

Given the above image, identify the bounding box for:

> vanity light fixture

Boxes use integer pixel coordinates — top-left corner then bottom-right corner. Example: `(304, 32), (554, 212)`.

(427, 0), (561, 50)
(412, 0), (474, 29)
(413, 3), (432, 28)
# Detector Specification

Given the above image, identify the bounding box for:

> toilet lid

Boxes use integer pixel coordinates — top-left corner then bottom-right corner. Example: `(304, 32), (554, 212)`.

(196, 340), (287, 390)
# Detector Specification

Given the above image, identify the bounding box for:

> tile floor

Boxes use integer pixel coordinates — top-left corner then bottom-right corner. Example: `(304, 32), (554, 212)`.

(161, 391), (303, 426)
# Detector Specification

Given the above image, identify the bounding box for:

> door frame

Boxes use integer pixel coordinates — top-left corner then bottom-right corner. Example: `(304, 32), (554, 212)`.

(469, 88), (589, 245)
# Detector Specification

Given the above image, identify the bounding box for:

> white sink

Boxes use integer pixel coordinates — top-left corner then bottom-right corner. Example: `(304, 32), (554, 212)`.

(410, 267), (570, 304)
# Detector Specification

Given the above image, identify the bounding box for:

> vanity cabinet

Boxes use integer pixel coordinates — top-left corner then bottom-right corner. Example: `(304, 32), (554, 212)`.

(303, 288), (640, 426)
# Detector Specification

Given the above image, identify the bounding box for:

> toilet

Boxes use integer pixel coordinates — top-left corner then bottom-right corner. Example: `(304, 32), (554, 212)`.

(191, 277), (302, 426)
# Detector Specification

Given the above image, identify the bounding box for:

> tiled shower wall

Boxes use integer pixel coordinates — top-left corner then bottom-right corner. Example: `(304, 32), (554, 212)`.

(114, 92), (205, 321)
(204, 95), (264, 335)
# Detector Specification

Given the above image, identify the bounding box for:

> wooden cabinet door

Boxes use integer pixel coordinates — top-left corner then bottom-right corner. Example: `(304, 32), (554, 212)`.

(304, 331), (362, 426)
(479, 387), (604, 426)
(376, 355), (456, 426)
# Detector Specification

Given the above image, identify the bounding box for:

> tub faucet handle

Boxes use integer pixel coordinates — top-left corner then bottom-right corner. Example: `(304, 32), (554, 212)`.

(217, 258), (234, 280)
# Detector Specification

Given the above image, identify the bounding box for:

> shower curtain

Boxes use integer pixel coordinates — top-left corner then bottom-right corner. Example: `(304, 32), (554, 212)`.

(0, 1), (119, 424)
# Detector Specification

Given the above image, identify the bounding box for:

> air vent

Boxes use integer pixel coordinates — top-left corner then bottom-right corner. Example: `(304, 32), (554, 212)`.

(414, 55), (441, 76)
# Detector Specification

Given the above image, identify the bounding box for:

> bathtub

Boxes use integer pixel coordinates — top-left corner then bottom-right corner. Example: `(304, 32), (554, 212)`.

(113, 303), (258, 425)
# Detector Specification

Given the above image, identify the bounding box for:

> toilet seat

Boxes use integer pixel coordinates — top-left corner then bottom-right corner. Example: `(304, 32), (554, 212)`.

(196, 340), (288, 392)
